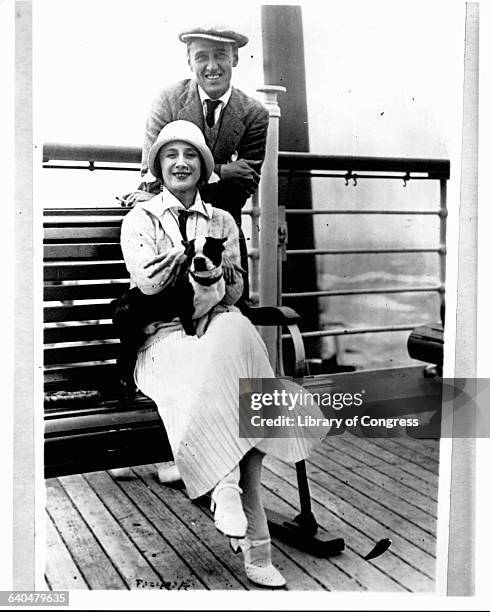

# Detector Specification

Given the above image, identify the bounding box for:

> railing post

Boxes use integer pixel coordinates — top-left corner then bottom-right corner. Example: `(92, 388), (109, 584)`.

(249, 191), (260, 303)
(256, 85), (286, 370)
(439, 179), (447, 318)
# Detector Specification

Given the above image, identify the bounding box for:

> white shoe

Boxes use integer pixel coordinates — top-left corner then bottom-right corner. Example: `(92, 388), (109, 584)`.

(230, 538), (286, 588)
(156, 461), (182, 484)
(210, 482), (247, 538)
(109, 467), (132, 479)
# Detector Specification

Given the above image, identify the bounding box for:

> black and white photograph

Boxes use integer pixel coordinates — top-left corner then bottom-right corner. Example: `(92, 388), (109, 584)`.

(4, 0), (488, 608)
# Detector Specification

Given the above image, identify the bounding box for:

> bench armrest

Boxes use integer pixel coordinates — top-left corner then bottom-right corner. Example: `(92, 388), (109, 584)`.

(242, 305), (301, 326)
(242, 305), (306, 377)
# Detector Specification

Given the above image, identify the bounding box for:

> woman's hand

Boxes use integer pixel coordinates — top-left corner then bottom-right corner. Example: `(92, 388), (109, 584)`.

(143, 246), (187, 285)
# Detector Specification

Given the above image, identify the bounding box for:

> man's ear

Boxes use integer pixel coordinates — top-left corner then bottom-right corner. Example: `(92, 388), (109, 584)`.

(232, 48), (239, 68)
(187, 48), (194, 72)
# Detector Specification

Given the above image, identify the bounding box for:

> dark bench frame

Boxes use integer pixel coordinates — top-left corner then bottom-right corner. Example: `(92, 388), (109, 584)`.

(44, 206), (345, 557)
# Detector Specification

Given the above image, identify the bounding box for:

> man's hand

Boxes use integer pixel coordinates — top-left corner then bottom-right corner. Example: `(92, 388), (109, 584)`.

(222, 255), (245, 284)
(117, 190), (153, 208)
(143, 247), (187, 285)
(220, 159), (261, 186)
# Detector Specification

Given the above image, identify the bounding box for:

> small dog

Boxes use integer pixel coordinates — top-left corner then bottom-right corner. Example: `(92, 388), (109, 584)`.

(112, 236), (227, 394)
(183, 235), (226, 334)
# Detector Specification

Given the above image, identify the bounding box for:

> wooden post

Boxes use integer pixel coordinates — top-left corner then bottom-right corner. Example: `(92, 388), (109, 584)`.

(256, 85), (286, 370)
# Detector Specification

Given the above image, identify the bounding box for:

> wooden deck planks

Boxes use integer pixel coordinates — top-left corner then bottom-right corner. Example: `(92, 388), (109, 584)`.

(45, 513), (89, 590)
(308, 450), (437, 537)
(132, 464), (324, 591)
(262, 466), (434, 592)
(130, 465), (255, 590)
(46, 478), (127, 589)
(83, 470), (207, 590)
(57, 474), (168, 588)
(345, 464), (438, 515)
(264, 456), (436, 586)
(45, 434), (439, 593)
(316, 441), (438, 517)
(324, 435), (439, 491)
(368, 438), (440, 473)
(396, 437), (440, 461)
(260, 478), (407, 592)
(104, 469), (244, 590)
(316, 440), (439, 511)
(354, 464), (438, 502)
(329, 435), (439, 486)
(306, 450), (436, 555)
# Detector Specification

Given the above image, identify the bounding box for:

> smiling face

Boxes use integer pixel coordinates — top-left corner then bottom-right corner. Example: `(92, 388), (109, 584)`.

(158, 141), (202, 201)
(187, 39), (238, 99)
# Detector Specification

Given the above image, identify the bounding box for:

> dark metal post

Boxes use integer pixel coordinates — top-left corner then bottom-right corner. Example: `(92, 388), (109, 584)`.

(261, 4), (321, 360)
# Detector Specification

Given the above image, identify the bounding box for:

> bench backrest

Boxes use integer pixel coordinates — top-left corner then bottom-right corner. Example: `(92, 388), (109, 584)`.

(44, 208), (131, 398)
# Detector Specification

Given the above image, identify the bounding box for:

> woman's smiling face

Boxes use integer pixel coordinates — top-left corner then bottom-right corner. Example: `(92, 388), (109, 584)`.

(158, 141), (202, 197)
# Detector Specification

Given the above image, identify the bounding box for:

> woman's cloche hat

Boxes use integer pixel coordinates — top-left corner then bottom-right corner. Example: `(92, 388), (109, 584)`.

(148, 120), (215, 182)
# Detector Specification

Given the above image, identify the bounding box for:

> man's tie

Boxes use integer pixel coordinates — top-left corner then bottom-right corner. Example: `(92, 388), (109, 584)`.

(177, 209), (192, 240)
(205, 99), (221, 128)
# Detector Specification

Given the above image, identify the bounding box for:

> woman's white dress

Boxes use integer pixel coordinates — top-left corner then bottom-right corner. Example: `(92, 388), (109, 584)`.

(135, 310), (323, 499)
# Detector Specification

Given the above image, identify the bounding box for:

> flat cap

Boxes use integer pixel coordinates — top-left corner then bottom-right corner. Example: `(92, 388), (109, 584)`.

(178, 24), (249, 48)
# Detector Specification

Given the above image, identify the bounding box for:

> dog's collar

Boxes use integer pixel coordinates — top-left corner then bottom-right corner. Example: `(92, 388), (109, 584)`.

(190, 266), (223, 286)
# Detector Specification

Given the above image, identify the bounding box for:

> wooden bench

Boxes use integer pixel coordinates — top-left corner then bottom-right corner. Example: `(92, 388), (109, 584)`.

(44, 206), (347, 555)
(44, 206), (309, 474)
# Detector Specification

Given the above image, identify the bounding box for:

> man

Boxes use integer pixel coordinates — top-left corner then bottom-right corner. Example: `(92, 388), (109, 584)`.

(122, 24), (269, 299)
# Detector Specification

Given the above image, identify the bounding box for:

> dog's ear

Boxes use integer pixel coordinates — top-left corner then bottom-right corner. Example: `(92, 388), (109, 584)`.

(181, 240), (189, 248)
(214, 237), (227, 253)
(214, 237), (227, 254)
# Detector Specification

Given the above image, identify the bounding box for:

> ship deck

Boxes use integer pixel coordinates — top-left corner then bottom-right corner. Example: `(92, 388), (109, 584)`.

(45, 432), (439, 592)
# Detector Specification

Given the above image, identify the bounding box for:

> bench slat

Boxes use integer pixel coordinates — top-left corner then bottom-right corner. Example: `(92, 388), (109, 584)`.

(44, 262), (128, 281)
(44, 303), (114, 322)
(44, 423), (170, 479)
(45, 400), (158, 433)
(44, 208), (128, 217)
(44, 217), (124, 227)
(44, 363), (120, 390)
(44, 393), (152, 416)
(44, 282), (128, 302)
(44, 227), (121, 241)
(45, 323), (116, 344)
(44, 343), (120, 366)
(44, 243), (123, 260)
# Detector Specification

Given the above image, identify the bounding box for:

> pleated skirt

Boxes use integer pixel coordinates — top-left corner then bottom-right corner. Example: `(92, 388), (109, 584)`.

(134, 311), (324, 499)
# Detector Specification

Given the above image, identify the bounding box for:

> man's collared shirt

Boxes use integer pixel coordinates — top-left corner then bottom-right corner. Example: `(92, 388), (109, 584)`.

(197, 85), (232, 126)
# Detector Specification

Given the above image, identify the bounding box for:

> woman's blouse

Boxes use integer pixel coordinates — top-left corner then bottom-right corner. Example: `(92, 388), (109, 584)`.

(120, 188), (244, 344)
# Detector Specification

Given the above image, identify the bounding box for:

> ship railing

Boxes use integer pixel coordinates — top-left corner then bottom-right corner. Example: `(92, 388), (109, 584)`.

(42, 89), (450, 369)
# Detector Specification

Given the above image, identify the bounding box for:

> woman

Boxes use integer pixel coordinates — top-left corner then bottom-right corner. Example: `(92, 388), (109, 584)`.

(120, 120), (322, 588)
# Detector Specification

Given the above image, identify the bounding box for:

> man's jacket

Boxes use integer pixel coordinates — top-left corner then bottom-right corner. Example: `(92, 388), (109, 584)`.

(141, 79), (269, 222)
